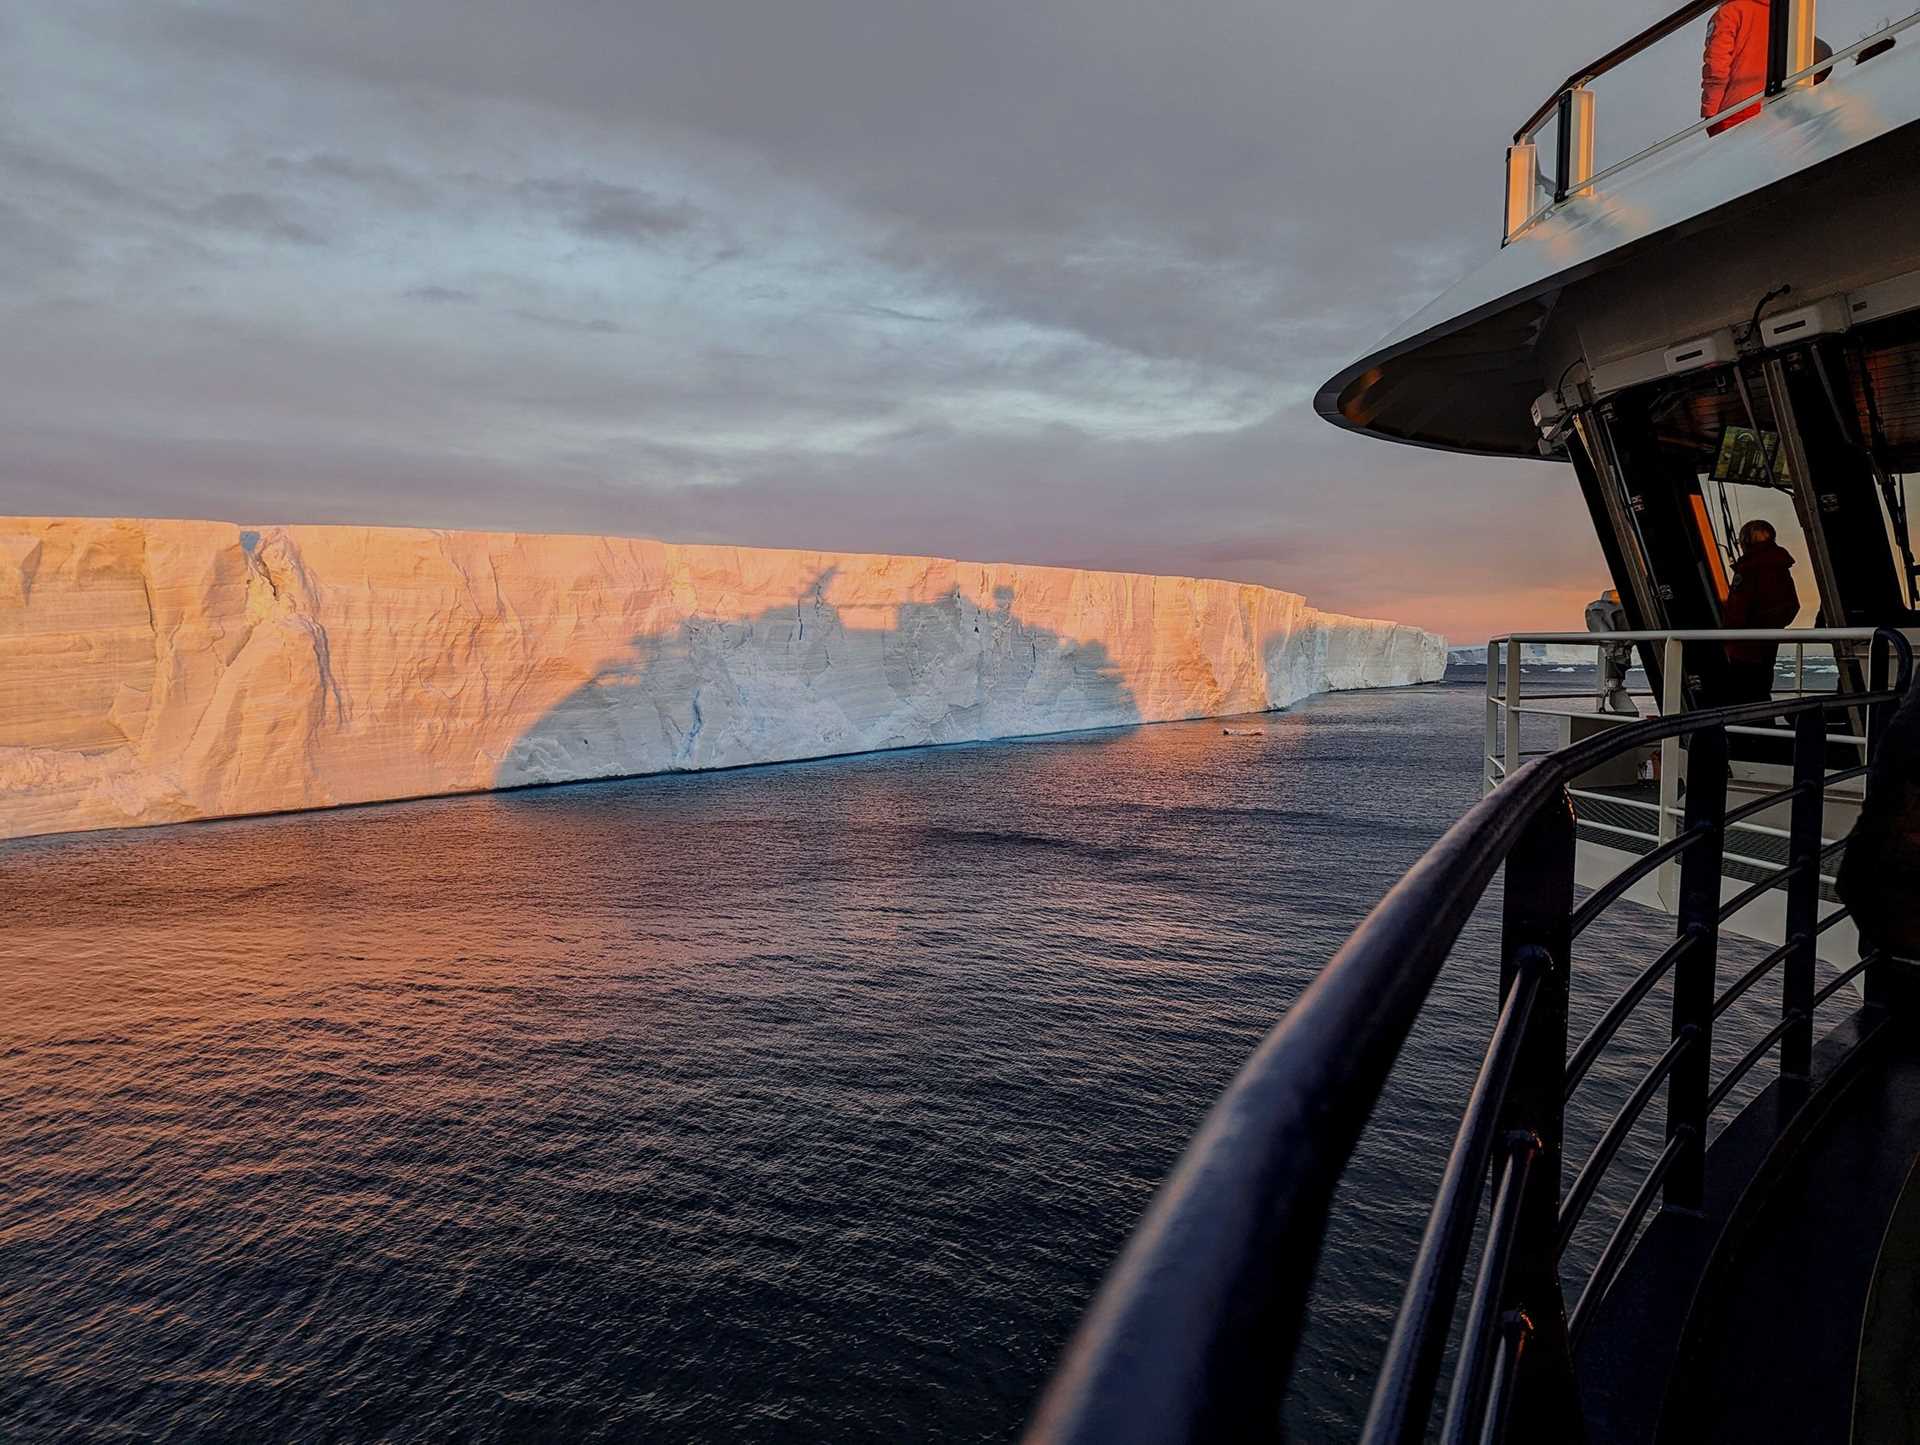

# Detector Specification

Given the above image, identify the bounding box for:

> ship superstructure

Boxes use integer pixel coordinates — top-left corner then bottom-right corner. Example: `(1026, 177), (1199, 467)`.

(1028, 3), (1920, 1440)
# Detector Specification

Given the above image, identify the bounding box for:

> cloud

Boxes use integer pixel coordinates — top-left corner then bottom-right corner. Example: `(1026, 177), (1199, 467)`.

(403, 285), (478, 304)
(190, 191), (322, 244)
(266, 151), (432, 205)
(509, 308), (623, 334)
(514, 176), (699, 246)
(0, 0), (1651, 642)
(0, 201), (76, 283)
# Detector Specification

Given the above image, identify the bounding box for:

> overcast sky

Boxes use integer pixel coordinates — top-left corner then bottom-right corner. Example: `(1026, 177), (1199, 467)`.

(1, 1), (1692, 642)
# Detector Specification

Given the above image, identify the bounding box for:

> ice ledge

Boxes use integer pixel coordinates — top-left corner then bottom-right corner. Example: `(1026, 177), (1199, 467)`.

(0, 518), (1447, 841)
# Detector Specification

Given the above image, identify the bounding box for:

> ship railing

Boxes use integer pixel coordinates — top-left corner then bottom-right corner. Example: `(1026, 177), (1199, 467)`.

(1485, 627), (1888, 912)
(1024, 627), (1912, 1444)
(1503, 1), (1920, 243)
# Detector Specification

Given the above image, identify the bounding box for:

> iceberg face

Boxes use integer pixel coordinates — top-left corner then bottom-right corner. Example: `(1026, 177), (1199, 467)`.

(1448, 642), (1602, 667)
(0, 519), (1447, 840)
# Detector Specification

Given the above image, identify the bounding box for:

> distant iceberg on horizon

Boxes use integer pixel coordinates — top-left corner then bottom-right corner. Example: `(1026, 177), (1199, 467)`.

(1449, 641), (1603, 667)
(0, 517), (1447, 841)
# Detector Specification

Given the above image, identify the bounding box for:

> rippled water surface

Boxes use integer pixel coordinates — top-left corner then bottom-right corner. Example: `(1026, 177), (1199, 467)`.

(1, 682), (1791, 1441)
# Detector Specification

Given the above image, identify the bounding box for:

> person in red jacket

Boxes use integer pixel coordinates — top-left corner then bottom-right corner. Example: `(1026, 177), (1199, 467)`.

(1721, 519), (1801, 700)
(1702, 0), (1771, 134)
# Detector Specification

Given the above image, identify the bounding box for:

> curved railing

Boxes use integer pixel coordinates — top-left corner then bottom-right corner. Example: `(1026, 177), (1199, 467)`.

(1501, 0), (1920, 242)
(1513, 0), (1724, 145)
(1024, 628), (1912, 1444)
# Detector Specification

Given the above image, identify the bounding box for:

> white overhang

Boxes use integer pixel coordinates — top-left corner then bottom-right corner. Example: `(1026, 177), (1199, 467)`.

(1316, 35), (1920, 460)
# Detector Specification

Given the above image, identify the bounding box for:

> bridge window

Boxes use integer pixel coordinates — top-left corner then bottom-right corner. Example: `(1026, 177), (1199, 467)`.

(1584, 335), (1917, 647)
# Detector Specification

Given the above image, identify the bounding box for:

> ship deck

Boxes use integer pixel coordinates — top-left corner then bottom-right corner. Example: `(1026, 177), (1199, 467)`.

(1578, 997), (1920, 1442)
(1573, 778), (1853, 907)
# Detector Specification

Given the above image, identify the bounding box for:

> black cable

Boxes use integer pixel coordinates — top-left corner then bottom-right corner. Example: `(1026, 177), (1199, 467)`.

(1731, 363), (1782, 494)
(1554, 358), (1586, 409)
(1748, 283), (1793, 346)
(1728, 284), (1797, 503)
(1713, 464), (1740, 570)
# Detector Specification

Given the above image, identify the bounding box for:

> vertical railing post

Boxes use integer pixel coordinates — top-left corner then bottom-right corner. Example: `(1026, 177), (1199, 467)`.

(1667, 726), (1728, 1210)
(1658, 637), (1686, 909)
(1487, 641), (1502, 791)
(1495, 793), (1585, 1437)
(1505, 142), (1539, 243)
(1769, 0), (1819, 93)
(1564, 88), (1596, 199)
(1553, 91), (1575, 202)
(1781, 709), (1825, 1087)
(1864, 633), (1897, 1010)
(1767, 0), (1792, 92)
(1506, 638), (1523, 783)
(1867, 631), (1894, 762)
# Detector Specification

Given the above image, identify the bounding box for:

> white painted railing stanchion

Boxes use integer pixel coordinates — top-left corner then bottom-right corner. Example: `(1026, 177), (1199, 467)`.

(1505, 638), (1523, 785)
(1658, 636), (1685, 910)
(1485, 641), (1501, 792)
(1479, 624), (1898, 913)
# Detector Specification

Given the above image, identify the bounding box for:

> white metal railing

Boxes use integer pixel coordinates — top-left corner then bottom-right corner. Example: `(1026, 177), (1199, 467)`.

(1482, 628), (1896, 911)
(1503, 6), (1920, 244)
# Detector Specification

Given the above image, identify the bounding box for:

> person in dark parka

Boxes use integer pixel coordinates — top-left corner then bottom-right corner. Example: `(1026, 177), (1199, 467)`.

(1721, 519), (1801, 702)
(1838, 681), (1920, 961)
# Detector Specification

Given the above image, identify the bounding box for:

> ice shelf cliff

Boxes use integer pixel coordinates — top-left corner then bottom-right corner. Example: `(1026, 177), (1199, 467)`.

(1448, 643), (1601, 667)
(0, 518), (1447, 841)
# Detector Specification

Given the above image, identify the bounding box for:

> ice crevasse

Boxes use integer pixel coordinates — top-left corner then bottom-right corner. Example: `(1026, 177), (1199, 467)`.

(0, 518), (1447, 840)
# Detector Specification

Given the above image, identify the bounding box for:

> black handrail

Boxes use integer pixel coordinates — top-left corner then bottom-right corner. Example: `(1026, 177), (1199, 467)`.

(1566, 1125), (1691, 1346)
(1442, 1142), (1537, 1442)
(1025, 628), (1911, 1445)
(1719, 857), (1808, 924)
(1712, 934), (1798, 1019)
(1568, 822), (1711, 937)
(1362, 948), (1543, 1434)
(1817, 907), (1855, 936)
(1513, 0), (1721, 142)
(1816, 953), (1880, 1007)
(1723, 778), (1817, 830)
(1564, 931), (1695, 1099)
(1558, 1028), (1696, 1254)
(1707, 1014), (1802, 1114)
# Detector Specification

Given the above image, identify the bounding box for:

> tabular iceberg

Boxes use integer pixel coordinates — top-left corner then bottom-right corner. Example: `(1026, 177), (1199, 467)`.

(0, 518), (1447, 841)
(1448, 643), (1600, 667)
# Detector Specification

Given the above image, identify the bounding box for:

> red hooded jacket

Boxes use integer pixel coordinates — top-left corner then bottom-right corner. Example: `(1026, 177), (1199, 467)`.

(1722, 539), (1800, 663)
(1703, 0), (1770, 134)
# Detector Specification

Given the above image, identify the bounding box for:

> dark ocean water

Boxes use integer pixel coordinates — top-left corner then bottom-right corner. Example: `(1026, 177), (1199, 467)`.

(1, 680), (1791, 1441)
